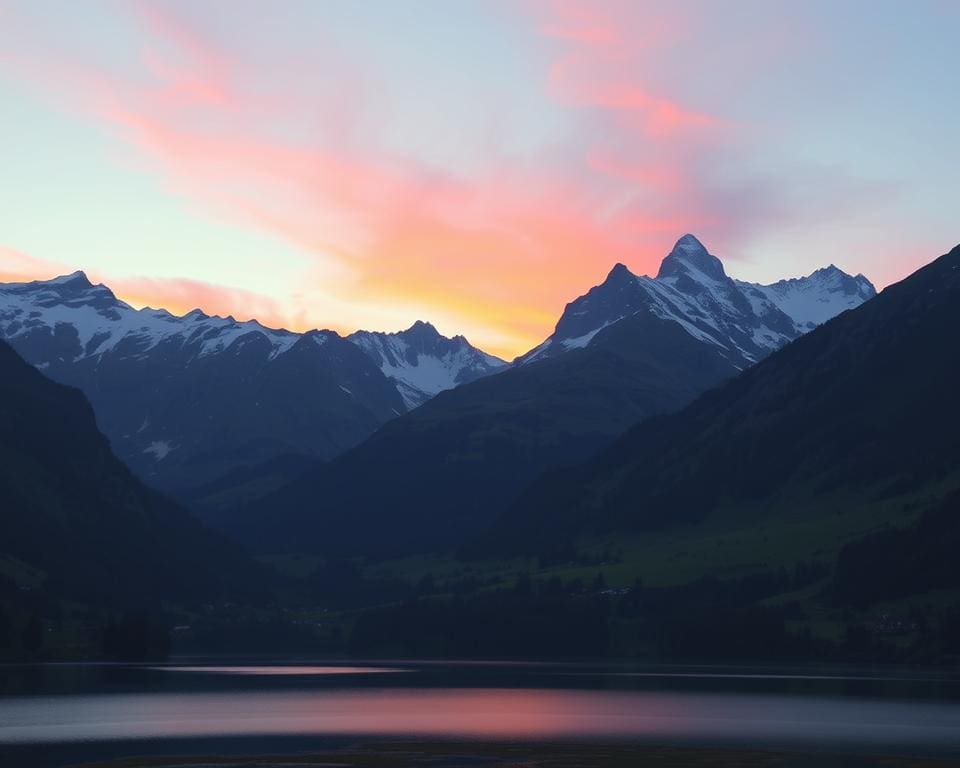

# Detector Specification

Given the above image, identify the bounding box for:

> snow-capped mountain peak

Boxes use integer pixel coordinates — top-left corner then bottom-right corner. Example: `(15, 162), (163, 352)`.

(0, 272), (435, 491)
(605, 262), (635, 283)
(0, 273), (507, 412)
(24, 270), (122, 312)
(0, 272), (303, 363)
(397, 319), (443, 348)
(656, 233), (727, 282)
(347, 322), (507, 409)
(735, 263), (877, 331)
(518, 235), (876, 367)
(50, 269), (92, 285)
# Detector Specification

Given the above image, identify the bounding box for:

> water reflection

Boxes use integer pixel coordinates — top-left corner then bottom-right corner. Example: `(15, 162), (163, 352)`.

(2, 686), (960, 753)
(151, 665), (403, 676)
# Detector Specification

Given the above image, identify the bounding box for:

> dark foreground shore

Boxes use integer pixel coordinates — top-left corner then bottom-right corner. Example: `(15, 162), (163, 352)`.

(63, 741), (960, 768)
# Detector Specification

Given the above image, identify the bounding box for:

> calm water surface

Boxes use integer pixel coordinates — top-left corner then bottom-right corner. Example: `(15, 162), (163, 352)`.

(2, 660), (959, 765)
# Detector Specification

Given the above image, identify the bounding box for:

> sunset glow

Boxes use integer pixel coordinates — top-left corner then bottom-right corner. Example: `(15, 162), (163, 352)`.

(1, 0), (956, 358)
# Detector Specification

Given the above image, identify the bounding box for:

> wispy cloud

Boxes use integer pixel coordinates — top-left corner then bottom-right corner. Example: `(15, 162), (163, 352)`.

(0, 0), (928, 356)
(106, 274), (295, 330)
(0, 245), (72, 283)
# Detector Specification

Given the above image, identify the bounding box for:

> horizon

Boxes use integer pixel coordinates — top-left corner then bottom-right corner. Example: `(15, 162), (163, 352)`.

(1, 2), (957, 358)
(0, 231), (884, 357)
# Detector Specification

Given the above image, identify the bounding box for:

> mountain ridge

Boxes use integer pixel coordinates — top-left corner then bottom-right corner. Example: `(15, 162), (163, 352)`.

(518, 234), (875, 367)
(221, 235), (877, 557)
(476, 242), (960, 556)
(1, 237), (876, 508)
(0, 273), (503, 492)
(348, 321), (506, 408)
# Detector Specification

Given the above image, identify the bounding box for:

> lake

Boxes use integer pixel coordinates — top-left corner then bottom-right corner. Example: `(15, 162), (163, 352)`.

(2, 660), (959, 766)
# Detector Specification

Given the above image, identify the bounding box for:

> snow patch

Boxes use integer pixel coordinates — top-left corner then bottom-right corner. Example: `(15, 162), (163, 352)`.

(143, 440), (173, 460)
(559, 324), (611, 350)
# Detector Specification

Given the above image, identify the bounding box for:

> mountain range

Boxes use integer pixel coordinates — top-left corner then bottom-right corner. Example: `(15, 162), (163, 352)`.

(221, 235), (876, 556)
(348, 321), (506, 408)
(476, 243), (960, 561)
(0, 272), (503, 493)
(518, 234), (874, 367)
(8, 232), (960, 665)
(0, 234), (877, 559)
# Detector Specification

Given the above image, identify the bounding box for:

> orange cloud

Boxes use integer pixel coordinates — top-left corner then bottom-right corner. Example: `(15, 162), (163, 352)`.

(0, 1), (736, 359)
(0, 246), (72, 284)
(534, 0), (686, 49)
(105, 274), (302, 333)
(563, 80), (718, 136)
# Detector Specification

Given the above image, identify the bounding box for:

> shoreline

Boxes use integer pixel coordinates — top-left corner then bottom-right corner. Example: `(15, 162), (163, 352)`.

(61, 741), (960, 768)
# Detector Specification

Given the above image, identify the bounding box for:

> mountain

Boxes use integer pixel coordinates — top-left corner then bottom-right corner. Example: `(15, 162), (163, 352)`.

(0, 339), (259, 607)
(348, 320), (507, 408)
(223, 309), (742, 554)
(0, 272), (500, 493)
(222, 235), (875, 557)
(481, 243), (960, 557)
(518, 234), (874, 367)
(735, 264), (875, 332)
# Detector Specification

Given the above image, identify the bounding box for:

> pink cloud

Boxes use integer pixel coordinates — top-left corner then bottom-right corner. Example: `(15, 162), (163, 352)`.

(0, 2), (729, 356)
(106, 274), (299, 332)
(0, 245), (72, 283)
(551, 69), (720, 137)
(0, 243), (301, 333)
(0, 1), (903, 357)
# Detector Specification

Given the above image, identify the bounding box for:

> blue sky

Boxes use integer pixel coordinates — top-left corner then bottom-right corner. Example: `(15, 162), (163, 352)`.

(0, 0), (956, 356)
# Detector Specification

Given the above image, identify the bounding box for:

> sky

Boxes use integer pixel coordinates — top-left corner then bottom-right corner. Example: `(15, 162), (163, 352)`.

(0, 1), (956, 359)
